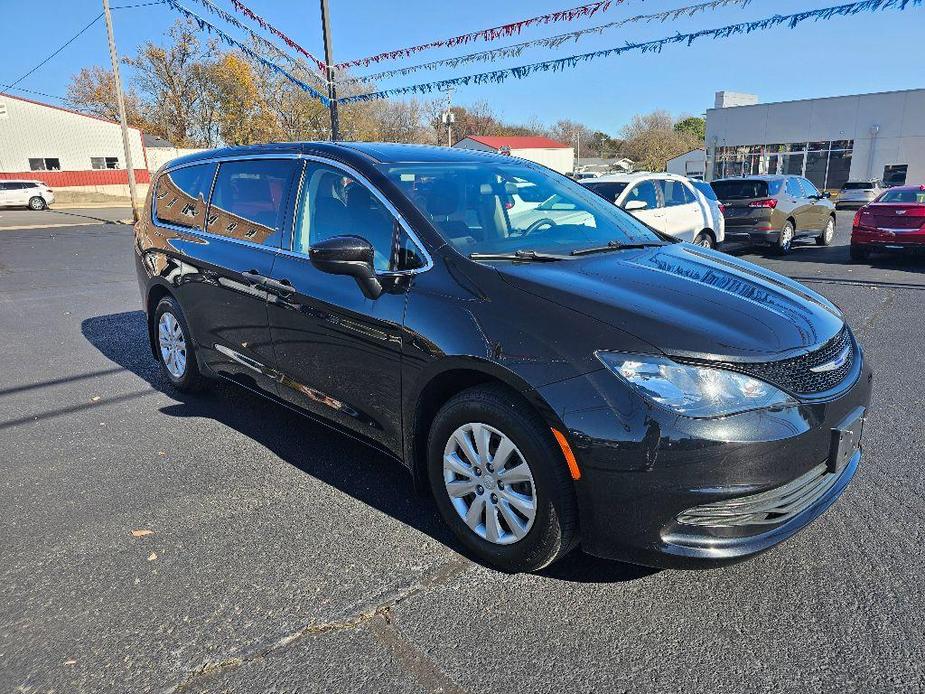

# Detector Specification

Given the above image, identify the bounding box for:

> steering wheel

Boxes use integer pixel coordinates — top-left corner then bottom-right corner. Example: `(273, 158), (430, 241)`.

(524, 218), (557, 235)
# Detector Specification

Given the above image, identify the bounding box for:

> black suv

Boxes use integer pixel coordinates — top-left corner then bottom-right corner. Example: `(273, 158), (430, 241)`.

(135, 143), (871, 572)
(712, 175), (837, 253)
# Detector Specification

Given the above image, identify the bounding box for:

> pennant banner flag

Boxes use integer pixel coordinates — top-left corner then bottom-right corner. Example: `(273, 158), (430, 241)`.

(334, 0), (626, 69)
(182, 0), (326, 85)
(343, 0), (753, 86)
(341, 0), (922, 103)
(227, 0), (327, 71)
(165, 0), (330, 105)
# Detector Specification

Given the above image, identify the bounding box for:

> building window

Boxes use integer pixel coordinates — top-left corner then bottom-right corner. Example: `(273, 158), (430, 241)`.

(883, 164), (908, 187)
(91, 157), (120, 170)
(28, 157), (61, 171)
(710, 140), (853, 191)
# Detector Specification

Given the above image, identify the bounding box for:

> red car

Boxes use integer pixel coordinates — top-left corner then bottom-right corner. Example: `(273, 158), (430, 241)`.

(851, 184), (925, 261)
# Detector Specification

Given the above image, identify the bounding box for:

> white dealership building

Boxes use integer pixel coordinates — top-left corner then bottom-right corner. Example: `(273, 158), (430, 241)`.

(705, 88), (925, 191)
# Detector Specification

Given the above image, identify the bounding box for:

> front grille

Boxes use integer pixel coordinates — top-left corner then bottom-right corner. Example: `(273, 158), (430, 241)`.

(677, 462), (838, 528)
(716, 327), (854, 395)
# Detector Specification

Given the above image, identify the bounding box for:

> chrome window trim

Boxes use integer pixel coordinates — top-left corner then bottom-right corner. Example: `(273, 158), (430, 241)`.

(151, 152), (434, 276)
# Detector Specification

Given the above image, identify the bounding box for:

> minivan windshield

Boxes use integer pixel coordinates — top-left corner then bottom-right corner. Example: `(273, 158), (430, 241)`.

(380, 162), (665, 256)
(712, 179), (782, 200)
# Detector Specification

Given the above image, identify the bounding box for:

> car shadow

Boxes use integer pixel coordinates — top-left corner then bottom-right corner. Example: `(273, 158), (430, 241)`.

(81, 310), (652, 584)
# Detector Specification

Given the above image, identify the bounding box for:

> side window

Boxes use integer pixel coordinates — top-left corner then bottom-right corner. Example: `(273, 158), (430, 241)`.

(294, 163), (425, 272)
(785, 177), (803, 198)
(800, 177), (820, 197)
(206, 159), (301, 247)
(660, 179), (695, 207)
(155, 163), (217, 231)
(624, 180), (660, 210)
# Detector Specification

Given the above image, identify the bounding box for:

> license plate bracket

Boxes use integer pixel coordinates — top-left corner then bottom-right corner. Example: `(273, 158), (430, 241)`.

(828, 407), (865, 474)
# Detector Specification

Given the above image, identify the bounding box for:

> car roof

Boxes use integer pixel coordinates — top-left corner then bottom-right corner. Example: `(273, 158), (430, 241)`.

(588, 172), (686, 183)
(1, 179), (43, 184)
(713, 175), (789, 182)
(165, 141), (510, 171)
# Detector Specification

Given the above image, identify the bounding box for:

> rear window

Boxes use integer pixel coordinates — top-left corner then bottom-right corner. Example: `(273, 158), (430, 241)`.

(691, 180), (717, 201)
(583, 181), (628, 202)
(877, 188), (925, 204)
(711, 179), (782, 200)
(842, 181), (875, 190)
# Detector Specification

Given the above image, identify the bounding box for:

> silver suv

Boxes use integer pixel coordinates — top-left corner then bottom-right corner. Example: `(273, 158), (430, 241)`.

(836, 180), (885, 210)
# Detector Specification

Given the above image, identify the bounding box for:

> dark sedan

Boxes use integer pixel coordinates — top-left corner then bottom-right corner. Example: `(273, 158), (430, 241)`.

(134, 143), (872, 572)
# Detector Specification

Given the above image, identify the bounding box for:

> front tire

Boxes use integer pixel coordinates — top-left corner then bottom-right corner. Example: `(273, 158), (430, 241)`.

(816, 216), (836, 246)
(775, 220), (795, 255)
(153, 296), (205, 392)
(28, 196), (46, 211)
(427, 385), (578, 572)
(693, 231), (715, 249)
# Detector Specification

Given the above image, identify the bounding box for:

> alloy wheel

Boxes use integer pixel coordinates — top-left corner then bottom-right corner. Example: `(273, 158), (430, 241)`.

(442, 422), (537, 545)
(158, 311), (187, 379)
(780, 223), (794, 251)
(824, 218), (835, 243)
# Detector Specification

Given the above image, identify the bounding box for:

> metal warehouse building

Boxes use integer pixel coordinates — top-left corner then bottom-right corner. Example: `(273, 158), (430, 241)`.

(0, 93), (150, 196)
(706, 88), (925, 191)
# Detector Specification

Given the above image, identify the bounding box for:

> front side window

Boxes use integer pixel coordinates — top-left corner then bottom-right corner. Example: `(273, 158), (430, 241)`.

(659, 179), (695, 207)
(206, 159), (300, 247)
(381, 162), (663, 256)
(294, 163), (425, 272)
(154, 162), (217, 231)
(785, 178), (804, 197)
(583, 181), (628, 203)
(624, 180), (661, 210)
(799, 178), (820, 197)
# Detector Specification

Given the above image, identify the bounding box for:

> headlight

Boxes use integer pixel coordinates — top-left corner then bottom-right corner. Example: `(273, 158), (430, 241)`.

(596, 352), (793, 417)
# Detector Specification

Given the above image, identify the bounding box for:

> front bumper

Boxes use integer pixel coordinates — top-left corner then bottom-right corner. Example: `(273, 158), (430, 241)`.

(538, 347), (873, 569)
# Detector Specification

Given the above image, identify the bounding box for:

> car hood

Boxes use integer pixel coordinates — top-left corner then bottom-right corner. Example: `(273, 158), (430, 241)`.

(495, 243), (844, 361)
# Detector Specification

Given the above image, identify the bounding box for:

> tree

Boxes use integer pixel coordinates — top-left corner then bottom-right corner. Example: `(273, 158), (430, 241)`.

(123, 18), (220, 147)
(66, 66), (148, 130)
(209, 53), (279, 145)
(547, 119), (595, 158)
(621, 110), (702, 171)
(674, 116), (706, 142)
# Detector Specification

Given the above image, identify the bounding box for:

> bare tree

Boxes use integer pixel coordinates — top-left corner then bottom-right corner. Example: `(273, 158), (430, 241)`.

(621, 110), (702, 171)
(66, 66), (148, 130)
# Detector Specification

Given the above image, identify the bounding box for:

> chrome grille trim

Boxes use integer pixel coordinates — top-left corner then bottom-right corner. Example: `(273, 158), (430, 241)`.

(714, 327), (855, 395)
(677, 461), (840, 528)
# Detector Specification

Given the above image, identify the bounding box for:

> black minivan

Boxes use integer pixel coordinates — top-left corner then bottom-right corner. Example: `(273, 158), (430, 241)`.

(135, 142), (872, 572)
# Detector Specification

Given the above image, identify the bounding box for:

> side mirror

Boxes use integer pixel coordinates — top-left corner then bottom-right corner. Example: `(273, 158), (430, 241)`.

(624, 199), (648, 211)
(309, 235), (382, 300)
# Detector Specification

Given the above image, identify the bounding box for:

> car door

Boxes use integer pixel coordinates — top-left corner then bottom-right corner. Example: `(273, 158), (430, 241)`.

(657, 178), (702, 242)
(265, 160), (428, 455)
(6, 182), (28, 206)
(784, 177), (814, 232)
(165, 157), (301, 399)
(799, 177), (828, 229)
(620, 179), (665, 232)
(0, 182), (13, 207)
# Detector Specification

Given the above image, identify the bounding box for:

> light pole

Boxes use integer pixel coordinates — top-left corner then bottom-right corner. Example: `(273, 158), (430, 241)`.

(102, 0), (139, 222)
(441, 87), (455, 147)
(319, 0), (339, 141)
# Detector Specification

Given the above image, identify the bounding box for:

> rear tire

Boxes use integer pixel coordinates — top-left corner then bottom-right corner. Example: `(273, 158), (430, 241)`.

(775, 220), (795, 255)
(816, 216), (836, 246)
(693, 231), (715, 249)
(153, 296), (206, 392)
(850, 244), (869, 262)
(427, 384), (578, 573)
(28, 196), (46, 211)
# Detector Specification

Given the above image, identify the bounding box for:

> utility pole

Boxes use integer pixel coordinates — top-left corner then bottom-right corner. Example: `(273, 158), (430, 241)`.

(442, 87), (455, 147)
(102, 0), (139, 222)
(319, 0), (339, 141)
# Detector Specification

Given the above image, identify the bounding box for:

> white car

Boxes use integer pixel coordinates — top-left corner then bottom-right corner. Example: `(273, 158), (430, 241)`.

(0, 180), (55, 210)
(583, 173), (724, 248)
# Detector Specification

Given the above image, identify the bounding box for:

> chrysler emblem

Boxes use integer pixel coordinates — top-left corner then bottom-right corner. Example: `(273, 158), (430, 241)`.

(809, 345), (851, 373)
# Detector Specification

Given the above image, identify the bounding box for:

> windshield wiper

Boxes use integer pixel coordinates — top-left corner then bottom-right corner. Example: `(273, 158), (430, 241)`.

(570, 241), (665, 256)
(469, 250), (570, 262)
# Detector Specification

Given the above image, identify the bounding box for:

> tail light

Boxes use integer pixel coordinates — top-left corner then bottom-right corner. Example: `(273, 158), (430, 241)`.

(718, 203), (726, 215)
(852, 209), (863, 228)
(748, 198), (778, 209)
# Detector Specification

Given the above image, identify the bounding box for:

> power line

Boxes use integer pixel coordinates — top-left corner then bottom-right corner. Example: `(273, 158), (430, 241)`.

(0, 85), (77, 104)
(4, 12), (104, 92)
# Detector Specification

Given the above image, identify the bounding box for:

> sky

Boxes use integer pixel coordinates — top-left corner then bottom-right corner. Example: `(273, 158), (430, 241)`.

(0, 0), (923, 135)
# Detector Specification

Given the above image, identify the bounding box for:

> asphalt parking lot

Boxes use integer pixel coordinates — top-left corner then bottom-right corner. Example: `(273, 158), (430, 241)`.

(2, 210), (924, 693)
